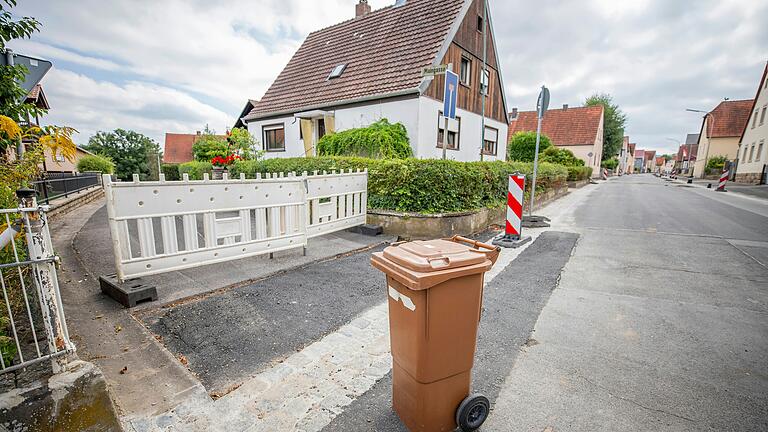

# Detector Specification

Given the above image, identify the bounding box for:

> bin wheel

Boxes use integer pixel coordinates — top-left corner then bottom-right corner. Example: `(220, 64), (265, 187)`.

(456, 393), (490, 431)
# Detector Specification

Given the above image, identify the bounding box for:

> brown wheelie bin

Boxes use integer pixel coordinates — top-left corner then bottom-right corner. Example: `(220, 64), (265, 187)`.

(370, 235), (500, 432)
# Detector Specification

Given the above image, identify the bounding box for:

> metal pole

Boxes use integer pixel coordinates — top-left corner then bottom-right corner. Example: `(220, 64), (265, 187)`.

(702, 112), (715, 179)
(479, 0), (487, 161)
(529, 111), (543, 216)
(442, 64), (452, 161)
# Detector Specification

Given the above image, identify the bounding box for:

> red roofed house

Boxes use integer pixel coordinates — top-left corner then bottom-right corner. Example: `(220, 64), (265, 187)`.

(508, 104), (604, 177)
(643, 150), (656, 173)
(634, 149), (645, 172)
(238, 0), (509, 162)
(626, 142), (636, 174)
(619, 136), (633, 174)
(692, 99), (753, 178)
(164, 132), (227, 164)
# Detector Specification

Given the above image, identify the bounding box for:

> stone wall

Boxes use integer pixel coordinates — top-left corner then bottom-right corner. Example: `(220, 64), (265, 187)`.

(734, 172), (764, 185)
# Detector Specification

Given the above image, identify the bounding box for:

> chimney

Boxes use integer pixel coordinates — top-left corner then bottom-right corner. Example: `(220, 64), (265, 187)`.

(356, 0), (371, 18)
(196, 131), (201, 136)
(510, 108), (518, 119)
(562, 104), (568, 110)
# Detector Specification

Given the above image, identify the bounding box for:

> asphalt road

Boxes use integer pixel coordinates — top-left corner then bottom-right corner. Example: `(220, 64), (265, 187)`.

(486, 175), (768, 431)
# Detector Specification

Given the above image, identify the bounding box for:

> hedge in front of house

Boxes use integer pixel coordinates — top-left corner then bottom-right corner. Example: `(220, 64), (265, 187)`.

(76, 154), (115, 174)
(567, 166), (593, 181)
(161, 163), (181, 181)
(179, 161), (212, 180)
(231, 157), (568, 214)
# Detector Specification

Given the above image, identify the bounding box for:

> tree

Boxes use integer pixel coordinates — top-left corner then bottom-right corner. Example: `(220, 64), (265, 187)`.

(507, 131), (552, 162)
(192, 125), (228, 162)
(84, 129), (161, 180)
(539, 146), (584, 166)
(227, 127), (262, 160)
(76, 154), (114, 174)
(585, 93), (627, 161)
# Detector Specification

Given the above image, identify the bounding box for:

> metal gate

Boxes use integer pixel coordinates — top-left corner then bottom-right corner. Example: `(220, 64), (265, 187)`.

(0, 192), (75, 374)
(103, 169), (368, 281)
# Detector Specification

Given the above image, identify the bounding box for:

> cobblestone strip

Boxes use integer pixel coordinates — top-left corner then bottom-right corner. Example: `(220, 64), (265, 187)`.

(125, 235), (531, 432)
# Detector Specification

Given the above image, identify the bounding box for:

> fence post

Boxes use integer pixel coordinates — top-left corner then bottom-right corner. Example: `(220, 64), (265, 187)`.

(16, 189), (73, 373)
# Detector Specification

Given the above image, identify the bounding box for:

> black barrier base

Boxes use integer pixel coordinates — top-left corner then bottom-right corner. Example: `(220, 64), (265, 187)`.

(100, 274), (158, 308)
(492, 234), (532, 249)
(522, 215), (551, 228)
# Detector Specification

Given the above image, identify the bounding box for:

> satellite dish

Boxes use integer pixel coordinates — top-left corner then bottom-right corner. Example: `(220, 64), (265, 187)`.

(588, 152), (594, 157)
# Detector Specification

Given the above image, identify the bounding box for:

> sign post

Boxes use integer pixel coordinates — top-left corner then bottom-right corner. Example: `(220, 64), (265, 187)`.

(442, 67), (458, 160)
(521, 86), (552, 229)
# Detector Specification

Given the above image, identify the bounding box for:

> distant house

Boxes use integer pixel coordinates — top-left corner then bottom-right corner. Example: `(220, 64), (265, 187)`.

(238, 0), (510, 162)
(643, 150), (656, 173)
(655, 156), (665, 173)
(619, 136), (632, 174)
(675, 134), (699, 174)
(634, 149), (645, 172)
(735, 61), (768, 184)
(508, 104), (604, 177)
(627, 142), (636, 174)
(163, 132), (226, 164)
(692, 99), (753, 178)
(21, 84), (94, 173)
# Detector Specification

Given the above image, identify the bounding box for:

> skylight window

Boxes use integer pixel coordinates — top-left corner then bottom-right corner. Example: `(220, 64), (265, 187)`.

(328, 64), (346, 79)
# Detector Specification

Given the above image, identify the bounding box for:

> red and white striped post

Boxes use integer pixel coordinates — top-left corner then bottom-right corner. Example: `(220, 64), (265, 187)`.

(602, 168), (608, 180)
(493, 173), (532, 248)
(716, 165), (729, 192)
(505, 173), (525, 239)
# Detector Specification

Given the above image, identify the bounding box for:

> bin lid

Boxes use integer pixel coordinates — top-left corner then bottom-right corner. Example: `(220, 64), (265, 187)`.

(382, 239), (488, 273)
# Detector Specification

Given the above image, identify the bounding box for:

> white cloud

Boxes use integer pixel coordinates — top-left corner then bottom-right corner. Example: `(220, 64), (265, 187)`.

(41, 69), (231, 148)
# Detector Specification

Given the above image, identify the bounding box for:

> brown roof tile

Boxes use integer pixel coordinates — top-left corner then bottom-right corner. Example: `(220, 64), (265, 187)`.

(245, 0), (464, 119)
(508, 105), (604, 146)
(704, 99), (753, 138)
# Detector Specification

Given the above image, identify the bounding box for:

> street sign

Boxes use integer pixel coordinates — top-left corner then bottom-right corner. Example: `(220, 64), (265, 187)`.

(443, 70), (458, 120)
(422, 64), (448, 77)
(537, 86), (550, 119)
(0, 50), (52, 95)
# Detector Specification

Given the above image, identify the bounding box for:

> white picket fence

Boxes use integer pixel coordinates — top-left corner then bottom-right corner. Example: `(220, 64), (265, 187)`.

(103, 170), (367, 281)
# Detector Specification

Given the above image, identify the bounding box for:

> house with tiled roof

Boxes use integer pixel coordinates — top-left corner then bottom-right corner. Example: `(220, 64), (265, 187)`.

(675, 134), (699, 174)
(508, 104), (604, 177)
(626, 142), (636, 174)
(619, 136), (632, 174)
(634, 149), (645, 172)
(692, 99), (753, 178)
(735, 61), (768, 184)
(239, 0), (509, 161)
(163, 132), (226, 164)
(643, 150), (656, 173)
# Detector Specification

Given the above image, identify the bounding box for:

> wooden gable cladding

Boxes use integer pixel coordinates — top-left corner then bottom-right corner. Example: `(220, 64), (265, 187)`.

(423, 0), (506, 124)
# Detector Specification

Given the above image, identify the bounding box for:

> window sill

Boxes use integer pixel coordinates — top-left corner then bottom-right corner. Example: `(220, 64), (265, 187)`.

(266, 148), (286, 152)
(436, 145), (459, 151)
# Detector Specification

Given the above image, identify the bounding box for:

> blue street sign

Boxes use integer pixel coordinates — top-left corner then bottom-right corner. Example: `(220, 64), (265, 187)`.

(443, 70), (458, 119)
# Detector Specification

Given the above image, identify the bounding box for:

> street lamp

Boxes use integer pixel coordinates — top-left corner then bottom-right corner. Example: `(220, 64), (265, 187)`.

(686, 108), (716, 180)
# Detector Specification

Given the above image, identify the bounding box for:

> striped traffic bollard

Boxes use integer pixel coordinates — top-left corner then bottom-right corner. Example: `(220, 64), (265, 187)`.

(716, 166), (729, 192)
(602, 168), (608, 180)
(493, 173), (532, 248)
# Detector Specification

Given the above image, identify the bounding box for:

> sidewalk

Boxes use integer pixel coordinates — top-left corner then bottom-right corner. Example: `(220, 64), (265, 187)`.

(669, 176), (768, 200)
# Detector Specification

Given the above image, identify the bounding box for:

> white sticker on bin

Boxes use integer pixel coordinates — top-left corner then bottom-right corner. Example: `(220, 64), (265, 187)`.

(388, 285), (416, 311)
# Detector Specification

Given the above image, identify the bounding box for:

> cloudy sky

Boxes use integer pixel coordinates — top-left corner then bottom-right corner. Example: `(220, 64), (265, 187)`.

(9, 0), (768, 154)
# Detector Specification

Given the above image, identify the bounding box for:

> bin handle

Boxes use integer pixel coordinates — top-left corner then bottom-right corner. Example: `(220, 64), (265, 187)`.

(427, 256), (451, 268)
(449, 235), (501, 265)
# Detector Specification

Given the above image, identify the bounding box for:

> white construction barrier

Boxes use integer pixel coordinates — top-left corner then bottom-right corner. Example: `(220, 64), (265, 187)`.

(103, 169), (368, 281)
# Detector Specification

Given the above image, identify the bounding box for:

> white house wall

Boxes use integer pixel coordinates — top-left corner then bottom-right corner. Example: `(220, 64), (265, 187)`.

(247, 115), (304, 159)
(416, 96), (508, 161)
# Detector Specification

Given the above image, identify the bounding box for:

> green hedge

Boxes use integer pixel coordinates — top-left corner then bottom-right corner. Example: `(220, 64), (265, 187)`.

(179, 161), (212, 180)
(316, 119), (413, 159)
(161, 163), (180, 181)
(76, 154), (115, 174)
(231, 157), (567, 214)
(567, 166), (593, 181)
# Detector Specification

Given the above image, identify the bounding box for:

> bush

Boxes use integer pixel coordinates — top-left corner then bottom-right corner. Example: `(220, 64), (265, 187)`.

(76, 154), (114, 174)
(161, 163), (180, 181)
(231, 157), (568, 214)
(601, 158), (618, 170)
(539, 146), (584, 166)
(192, 132), (228, 162)
(567, 166), (593, 181)
(507, 131), (552, 162)
(707, 155), (727, 171)
(179, 161), (212, 180)
(316, 119), (413, 159)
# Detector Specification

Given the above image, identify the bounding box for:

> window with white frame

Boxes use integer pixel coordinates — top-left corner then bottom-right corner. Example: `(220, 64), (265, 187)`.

(757, 140), (764, 162)
(761, 105), (767, 126)
(742, 145), (748, 162)
(459, 56), (471, 86)
(753, 110), (759, 129)
(482, 126), (498, 156)
(437, 112), (460, 150)
(54, 151), (65, 162)
(262, 123), (285, 152)
(749, 143), (756, 162)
